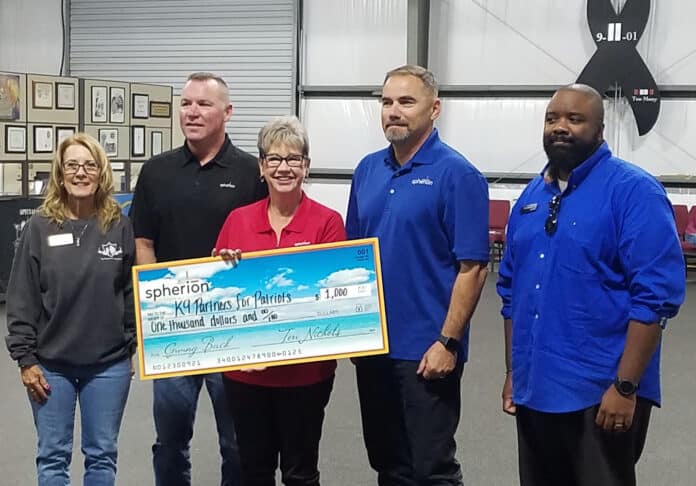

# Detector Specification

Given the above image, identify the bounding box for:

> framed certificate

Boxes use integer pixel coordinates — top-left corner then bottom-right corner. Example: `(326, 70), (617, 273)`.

(5, 125), (26, 153)
(55, 82), (75, 110)
(132, 93), (149, 119)
(132, 125), (145, 156)
(151, 131), (163, 156)
(55, 126), (76, 145)
(133, 238), (388, 379)
(33, 125), (53, 153)
(150, 101), (171, 118)
(32, 81), (53, 109)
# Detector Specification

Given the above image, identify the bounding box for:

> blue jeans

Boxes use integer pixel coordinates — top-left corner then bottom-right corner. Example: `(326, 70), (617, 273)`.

(30, 358), (132, 486)
(152, 373), (240, 486)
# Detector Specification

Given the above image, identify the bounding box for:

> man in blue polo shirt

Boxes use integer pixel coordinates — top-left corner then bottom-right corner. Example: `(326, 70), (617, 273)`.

(346, 65), (489, 485)
(497, 84), (685, 486)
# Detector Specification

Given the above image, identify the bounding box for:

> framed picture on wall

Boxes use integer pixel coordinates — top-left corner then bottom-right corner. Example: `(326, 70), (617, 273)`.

(56, 126), (76, 145)
(33, 125), (54, 153)
(55, 83), (75, 110)
(98, 128), (118, 158)
(132, 125), (146, 157)
(109, 87), (125, 123)
(4, 125), (26, 153)
(132, 93), (149, 119)
(150, 101), (171, 118)
(91, 86), (108, 123)
(0, 73), (22, 120)
(151, 131), (163, 156)
(32, 81), (53, 109)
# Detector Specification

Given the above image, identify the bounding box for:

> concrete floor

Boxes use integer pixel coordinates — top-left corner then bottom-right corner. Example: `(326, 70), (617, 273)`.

(1, 278), (694, 485)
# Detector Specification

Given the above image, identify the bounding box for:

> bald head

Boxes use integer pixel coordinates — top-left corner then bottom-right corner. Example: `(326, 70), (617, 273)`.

(555, 84), (604, 126)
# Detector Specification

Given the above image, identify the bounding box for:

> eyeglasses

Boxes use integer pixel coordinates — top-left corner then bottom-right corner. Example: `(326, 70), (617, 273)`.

(63, 160), (99, 175)
(263, 154), (306, 168)
(544, 195), (562, 235)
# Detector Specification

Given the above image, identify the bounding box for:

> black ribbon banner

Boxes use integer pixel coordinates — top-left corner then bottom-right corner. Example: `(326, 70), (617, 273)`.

(577, 0), (659, 135)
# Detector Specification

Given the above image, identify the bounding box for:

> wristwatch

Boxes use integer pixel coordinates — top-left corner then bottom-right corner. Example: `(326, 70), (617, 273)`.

(614, 377), (638, 397)
(437, 334), (460, 353)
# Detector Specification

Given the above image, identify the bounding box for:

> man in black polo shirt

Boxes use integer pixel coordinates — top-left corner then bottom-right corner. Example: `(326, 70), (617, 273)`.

(130, 72), (267, 486)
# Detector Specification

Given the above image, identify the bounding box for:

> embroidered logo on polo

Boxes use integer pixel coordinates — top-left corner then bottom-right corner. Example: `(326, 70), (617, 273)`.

(411, 177), (434, 186)
(219, 182), (236, 189)
(576, 0), (659, 135)
(98, 242), (124, 260)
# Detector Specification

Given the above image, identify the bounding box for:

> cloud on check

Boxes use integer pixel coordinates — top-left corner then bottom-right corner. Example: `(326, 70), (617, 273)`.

(266, 268), (294, 290)
(318, 268), (373, 287)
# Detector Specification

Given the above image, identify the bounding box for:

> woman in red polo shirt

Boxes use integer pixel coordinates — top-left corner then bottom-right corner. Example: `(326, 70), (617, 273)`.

(215, 115), (345, 486)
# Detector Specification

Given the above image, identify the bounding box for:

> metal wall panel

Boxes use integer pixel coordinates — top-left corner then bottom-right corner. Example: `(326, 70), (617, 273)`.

(69, 0), (296, 153)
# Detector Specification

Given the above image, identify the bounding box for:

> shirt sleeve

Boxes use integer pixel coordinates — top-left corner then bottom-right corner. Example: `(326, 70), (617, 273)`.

(617, 183), (686, 323)
(5, 216), (43, 367)
(444, 168), (490, 262)
(120, 217), (137, 355)
(129, 160), (157, 241)
(319, 211), (347, 244)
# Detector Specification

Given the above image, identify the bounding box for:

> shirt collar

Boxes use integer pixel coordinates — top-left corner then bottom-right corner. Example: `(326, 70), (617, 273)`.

(384, 128), (440, 169)
(542, 141), (611, 191)
(181, 135), (233, 167)
(249, 192), (311, 234)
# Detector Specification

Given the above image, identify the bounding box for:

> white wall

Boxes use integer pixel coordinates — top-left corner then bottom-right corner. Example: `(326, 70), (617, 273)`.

(0, 0), (64, 74)
(301, 0), (407, 86)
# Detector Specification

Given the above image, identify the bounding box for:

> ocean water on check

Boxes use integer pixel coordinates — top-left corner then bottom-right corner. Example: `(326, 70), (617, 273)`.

(143, 312), (384, 361)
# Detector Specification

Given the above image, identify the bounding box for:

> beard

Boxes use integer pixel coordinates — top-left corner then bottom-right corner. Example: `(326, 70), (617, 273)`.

(543, 134), (601, 175)
(384, 124), (411, 143)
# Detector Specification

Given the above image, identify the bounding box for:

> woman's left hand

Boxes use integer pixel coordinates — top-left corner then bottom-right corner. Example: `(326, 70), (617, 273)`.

(21, 365), (50, 403)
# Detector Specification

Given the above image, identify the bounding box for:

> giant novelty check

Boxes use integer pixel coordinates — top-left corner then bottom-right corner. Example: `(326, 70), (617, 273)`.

(133, 238), (388, 379)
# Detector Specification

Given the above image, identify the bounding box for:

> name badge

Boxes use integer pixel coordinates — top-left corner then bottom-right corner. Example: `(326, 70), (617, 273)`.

(48, 233), (74, 247)
(521, 203), (538, 214)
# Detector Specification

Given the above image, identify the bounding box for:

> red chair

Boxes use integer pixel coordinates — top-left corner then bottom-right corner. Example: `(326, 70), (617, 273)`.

(489, 199), (511, 270)
(673, 204), (689, 240)
(682, 206), (696, 254)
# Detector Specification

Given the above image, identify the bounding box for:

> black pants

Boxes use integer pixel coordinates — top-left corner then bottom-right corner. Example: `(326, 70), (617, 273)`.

(223, 377), (334, 486)
(516, 398), (653, 486)
(355, 356), (464, 486)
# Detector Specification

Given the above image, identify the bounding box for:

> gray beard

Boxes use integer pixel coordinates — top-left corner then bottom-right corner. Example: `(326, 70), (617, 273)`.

(385, 127), (411, 143)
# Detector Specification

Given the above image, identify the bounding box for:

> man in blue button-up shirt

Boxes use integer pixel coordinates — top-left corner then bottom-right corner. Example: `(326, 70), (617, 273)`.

(497, 84), (685, 486)
(347, 65), (489, 485)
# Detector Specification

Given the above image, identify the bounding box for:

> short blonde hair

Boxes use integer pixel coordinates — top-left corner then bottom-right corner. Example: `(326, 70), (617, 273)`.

(40, 133), (121, 233)
(257, 115), (309, 158)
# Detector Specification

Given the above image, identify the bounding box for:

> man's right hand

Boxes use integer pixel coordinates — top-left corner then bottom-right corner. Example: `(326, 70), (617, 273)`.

(502, 372), (516, 416)
(21, 365), (50, 403)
